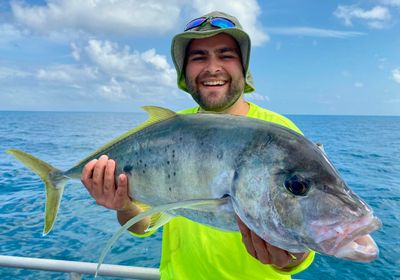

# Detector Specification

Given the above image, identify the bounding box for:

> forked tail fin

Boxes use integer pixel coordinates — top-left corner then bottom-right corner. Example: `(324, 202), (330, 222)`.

(6, 149), (69, 235)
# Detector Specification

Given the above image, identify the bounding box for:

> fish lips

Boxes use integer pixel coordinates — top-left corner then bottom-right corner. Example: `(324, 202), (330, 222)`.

(333, 234), (379, 262)
(311, 214), (382, 262)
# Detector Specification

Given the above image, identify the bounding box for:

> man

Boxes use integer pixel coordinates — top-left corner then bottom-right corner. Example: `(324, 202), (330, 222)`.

(82, 11), (315, 279)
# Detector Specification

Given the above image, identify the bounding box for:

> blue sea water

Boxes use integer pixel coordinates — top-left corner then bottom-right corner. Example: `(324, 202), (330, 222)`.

(0, 111), (399, 280)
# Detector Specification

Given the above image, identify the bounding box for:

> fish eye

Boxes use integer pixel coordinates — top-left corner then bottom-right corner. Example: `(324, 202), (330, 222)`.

(284, 175), (310, 196)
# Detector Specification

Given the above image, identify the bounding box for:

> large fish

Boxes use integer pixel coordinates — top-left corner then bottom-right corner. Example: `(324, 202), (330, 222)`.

(7, 106), (381, 268)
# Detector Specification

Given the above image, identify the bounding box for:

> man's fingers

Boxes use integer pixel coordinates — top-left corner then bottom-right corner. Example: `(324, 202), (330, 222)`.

(81, 155), (131, 211)
(81, 158), (98, 192)
(250, 232), (271, 264)
(92, 155), (108, 198)
(267, 244), (292, 268)
(237, 216), (296, 267)
(236, 216), (257, 258)
(103, 159), (116, 198)
(114, 174), (129, 210)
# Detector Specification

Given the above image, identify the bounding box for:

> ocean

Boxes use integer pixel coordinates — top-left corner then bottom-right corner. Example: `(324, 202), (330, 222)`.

(0, 111), (399, 279)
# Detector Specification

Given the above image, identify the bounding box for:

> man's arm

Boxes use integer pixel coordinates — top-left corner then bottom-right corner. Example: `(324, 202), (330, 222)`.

(81, 154), (150, 234)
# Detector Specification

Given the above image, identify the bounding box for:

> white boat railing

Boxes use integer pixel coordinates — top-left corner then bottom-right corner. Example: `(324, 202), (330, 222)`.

(0, 255), (160, 279)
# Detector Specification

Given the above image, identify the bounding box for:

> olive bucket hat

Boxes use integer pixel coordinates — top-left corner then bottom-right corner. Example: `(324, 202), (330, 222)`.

(171, 11), (256, 94)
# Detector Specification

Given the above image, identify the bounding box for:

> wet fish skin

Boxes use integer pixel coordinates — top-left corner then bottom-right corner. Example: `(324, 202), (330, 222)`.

(6, 106), (381, 263)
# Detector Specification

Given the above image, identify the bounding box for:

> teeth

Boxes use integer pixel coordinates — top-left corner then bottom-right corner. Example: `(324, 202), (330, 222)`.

(203, 80), (226, 86)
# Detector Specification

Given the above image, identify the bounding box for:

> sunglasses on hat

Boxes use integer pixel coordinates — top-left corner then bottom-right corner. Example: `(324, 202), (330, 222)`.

(184, 16), (236, 31)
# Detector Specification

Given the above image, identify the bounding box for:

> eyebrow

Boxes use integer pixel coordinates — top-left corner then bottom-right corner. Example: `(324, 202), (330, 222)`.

(217, 47), (239, 54)
(187, 47), (239, 56)
(187, 49), (208, 56)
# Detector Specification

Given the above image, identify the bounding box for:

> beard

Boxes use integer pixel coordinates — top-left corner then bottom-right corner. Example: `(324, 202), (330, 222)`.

(185, 72), (245, 112)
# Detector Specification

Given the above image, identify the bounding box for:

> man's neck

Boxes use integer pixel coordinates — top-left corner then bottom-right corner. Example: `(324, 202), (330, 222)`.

(221, 97), (249, 116)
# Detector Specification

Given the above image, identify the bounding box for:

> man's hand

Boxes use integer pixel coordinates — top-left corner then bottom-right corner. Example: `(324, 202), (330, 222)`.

(237, 216), (308, 269)
(81, 155), (150, 233)
(81, 155), (132, 211)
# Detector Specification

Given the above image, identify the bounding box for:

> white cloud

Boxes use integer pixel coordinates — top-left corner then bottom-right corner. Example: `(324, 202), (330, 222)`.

(37, 65), (97, 83)
(334, 5), (391, 28)
(11, 0), (182, 36)
(266, 27), (365, 38)
(34, 39), (178, 102)
(0, 66), (31, 79)
(379, 0), (400, 6)
(367, 20), (389, 29)
(246, 92), (270, 102)
(180, 0), (268, 46)
(354, 82), (364, 88)
(85, 39), (176, 87)
(10, 0), (267, 47)
(98, 78), (125, 100)
(70, 42), (81, 61)
(392, 68), (400, 84)
(0, 23), (25, 44)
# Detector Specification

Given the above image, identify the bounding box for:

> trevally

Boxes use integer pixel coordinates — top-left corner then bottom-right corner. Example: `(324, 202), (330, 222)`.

(6, 106), (381, 270)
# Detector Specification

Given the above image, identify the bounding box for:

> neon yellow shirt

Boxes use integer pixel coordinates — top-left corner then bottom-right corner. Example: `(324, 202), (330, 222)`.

(140, 102), (315, 279)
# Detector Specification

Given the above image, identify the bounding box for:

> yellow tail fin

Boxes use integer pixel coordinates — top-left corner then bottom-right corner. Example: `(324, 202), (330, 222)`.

(6, 149), (68, 235)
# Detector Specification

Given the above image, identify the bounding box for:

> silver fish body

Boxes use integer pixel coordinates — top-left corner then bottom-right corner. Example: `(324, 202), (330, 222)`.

(7, 107), (381, 263)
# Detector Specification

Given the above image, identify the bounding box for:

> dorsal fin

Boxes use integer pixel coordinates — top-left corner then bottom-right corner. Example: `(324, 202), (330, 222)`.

(75, 106), (177, 167)
(141, 106), (176, 122)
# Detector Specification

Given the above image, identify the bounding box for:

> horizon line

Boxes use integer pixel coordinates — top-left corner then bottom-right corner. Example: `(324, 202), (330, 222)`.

(0, 109), (399, 117)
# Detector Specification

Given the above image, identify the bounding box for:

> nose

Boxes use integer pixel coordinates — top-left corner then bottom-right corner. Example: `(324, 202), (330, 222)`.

(204, 56), (222, 74)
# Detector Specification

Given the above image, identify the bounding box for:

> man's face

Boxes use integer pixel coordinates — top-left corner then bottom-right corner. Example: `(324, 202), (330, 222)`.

(185, 33), (245, 112)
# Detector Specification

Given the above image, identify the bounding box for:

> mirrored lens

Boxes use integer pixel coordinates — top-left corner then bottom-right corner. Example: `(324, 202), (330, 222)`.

(210, 17), (235, 29)
(184, 17), (206, 31)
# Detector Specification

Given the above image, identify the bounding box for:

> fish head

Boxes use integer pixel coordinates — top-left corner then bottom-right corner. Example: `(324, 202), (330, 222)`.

(266, 134), (381, 262)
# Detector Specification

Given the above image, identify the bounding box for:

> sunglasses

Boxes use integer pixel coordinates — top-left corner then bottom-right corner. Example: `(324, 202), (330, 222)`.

(184, 16), (236, 31)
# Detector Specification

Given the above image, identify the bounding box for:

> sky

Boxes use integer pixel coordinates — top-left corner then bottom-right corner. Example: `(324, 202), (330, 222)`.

(0, 0), (399, 115)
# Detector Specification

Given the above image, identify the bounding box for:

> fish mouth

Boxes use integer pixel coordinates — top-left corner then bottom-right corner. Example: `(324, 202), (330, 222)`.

(312, 214), (381, 262)
(333, 234), (379, 262)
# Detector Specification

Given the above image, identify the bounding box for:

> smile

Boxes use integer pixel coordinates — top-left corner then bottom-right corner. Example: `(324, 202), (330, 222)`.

(202, 80), (227, 86)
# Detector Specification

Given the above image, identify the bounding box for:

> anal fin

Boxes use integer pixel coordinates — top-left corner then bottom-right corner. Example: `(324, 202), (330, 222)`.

(146, 212), (174, 232)
(96, 197), (230, 276)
